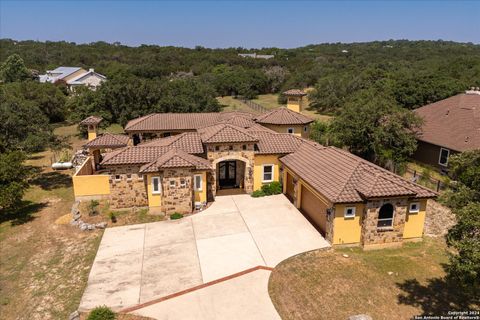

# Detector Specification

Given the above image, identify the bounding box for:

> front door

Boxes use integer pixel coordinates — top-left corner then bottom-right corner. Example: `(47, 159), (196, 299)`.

(218, 161), (236, 188)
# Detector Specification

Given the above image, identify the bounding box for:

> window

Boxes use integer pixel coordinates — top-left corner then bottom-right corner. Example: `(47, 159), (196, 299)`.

(215, 146), (220, 151)
(152, 177), (161, 194)
(409, 202), (420, 213)
(229, 145), (233, 151)
(170, 180), (176, 187)
(438, 148), (450, 166)
(126, 174), (132, 181)
(344, 207), (356, 218)
(262, 164), (274, 182)
(180, 179), (186, 187)
(194, 174), (202, 191)
(138, 174), (144, 181)
(114, 175), (121, 181)
(242, 145), (247, 150)
(304, 126), (308, 132)
(377, 203), (394, 228)
(287, 128), (294, 134)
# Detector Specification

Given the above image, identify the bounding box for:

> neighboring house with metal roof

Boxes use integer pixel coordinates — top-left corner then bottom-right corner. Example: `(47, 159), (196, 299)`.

(39, 66), (106, 90)
(412, 88), (480, 169)
(72, 101), (437, 249)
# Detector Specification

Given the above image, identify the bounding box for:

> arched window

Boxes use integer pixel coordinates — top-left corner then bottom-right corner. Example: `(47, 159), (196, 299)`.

(377, 203), (394, 228)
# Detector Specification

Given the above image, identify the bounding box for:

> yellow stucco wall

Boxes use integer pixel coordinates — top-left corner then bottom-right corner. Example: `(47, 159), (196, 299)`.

(287, 97), (303, 112)
(332, 203), (363, 245)
(403, 199), (427, 239)
(253, 155), (280, 191)
(194, 171), (207, 203)
(87, 128), (97, 141)
(146, 174), (162, 207)
(73, 174), (110, 196)
(263, 124), (310, 138)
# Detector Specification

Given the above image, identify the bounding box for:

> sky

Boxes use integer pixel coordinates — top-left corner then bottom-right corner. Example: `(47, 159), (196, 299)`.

(1, 0), (479, 48)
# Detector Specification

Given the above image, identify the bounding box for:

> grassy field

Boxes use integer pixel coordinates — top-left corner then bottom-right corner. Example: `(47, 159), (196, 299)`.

(0, 124), (105, 319)
(217, 96), (263, 114)
(269, 238), (477, 320)
(0, 123), (167, 319)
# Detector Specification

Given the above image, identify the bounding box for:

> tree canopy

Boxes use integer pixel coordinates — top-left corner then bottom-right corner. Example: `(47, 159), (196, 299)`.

(0, 53), (31, 83)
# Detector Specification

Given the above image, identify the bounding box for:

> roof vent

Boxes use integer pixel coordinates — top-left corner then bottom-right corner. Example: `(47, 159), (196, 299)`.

(445, 110), (450, 116)
(465, 87), (480, 95)
(89, 68), (94, 73)
(465, 136), (470, 142)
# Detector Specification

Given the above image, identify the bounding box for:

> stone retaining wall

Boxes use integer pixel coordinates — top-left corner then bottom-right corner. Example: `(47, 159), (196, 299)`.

(424, 199), (456, 237)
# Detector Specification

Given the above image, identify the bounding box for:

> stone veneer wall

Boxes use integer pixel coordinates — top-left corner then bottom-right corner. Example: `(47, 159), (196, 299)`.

(325, 208), (335, 243)
(424, 199), (456, 237)
(107, 165), (148, 209)
(161, 168), (194, 214)
(206, 143), (255, 195)
(361, 198), (408, 246)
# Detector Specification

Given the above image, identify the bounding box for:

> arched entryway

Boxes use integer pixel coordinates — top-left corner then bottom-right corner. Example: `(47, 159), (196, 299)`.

(211, 155), (253, 196)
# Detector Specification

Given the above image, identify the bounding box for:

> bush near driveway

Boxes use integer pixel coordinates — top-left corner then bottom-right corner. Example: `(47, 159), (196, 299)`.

(87, 306), (116, 320)
(252, 181), (283, 198)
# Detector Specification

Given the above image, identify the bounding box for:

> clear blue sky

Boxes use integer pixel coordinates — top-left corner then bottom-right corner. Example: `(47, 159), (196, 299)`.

(1, 1), (479, 48)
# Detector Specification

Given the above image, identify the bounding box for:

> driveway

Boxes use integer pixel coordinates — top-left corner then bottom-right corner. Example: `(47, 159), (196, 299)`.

(79, 194), (330, 317)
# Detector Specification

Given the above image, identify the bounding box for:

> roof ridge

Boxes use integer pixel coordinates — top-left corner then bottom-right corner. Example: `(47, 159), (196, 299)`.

(333, 160), (364, 202)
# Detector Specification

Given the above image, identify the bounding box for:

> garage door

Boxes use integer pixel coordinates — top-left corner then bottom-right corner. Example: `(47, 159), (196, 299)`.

(286, 172), (295, 201)
(300, 185), (327, 235)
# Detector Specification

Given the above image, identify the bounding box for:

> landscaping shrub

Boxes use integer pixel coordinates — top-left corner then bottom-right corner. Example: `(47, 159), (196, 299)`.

(88, 200), (100, 216)
(251, 190), (266, 197)
(170, 212), (183, 220)
(87, 306), (116, 320)
(261, 181), (283, 195)
(108, 211), (117, 223)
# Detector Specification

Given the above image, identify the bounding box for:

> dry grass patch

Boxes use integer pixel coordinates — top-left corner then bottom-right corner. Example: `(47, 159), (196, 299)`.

(0, 124), (103, 319)
(269, 238), (476, 320)
(217, 96), (262, 114)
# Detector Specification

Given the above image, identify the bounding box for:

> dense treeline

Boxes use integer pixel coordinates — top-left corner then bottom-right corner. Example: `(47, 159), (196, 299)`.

(2, 39), (480, 114)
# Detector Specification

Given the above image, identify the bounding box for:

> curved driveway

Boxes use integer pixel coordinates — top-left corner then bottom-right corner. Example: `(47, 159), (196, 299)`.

(79, 194), (330, 318)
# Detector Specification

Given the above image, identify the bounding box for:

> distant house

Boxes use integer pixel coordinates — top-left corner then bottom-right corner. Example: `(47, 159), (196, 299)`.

(39, 66), (106, 90)
(412, 88), (480, 169)
(238, 53), (275, 59)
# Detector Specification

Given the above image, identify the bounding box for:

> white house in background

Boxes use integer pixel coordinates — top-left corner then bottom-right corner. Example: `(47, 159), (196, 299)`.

(39, 66), (106, 90)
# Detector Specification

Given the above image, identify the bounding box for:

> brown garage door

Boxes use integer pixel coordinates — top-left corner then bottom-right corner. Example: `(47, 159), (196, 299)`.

(286, 172), (295, 201)
(300, 185), (327, 235)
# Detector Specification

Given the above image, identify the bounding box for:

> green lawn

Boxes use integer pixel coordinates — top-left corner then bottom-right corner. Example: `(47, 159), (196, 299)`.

(269, 238), (477, 320)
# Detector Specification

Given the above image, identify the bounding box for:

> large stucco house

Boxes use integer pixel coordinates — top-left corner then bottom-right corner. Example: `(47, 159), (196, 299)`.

(73, 90), (436, 249)
(39, 66), (106, 90)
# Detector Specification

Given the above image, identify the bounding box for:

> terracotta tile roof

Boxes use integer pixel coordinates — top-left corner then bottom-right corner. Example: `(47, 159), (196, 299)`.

(280, 143), (437, 204)
(83, 133), (129, 148)
(283, 89), (307, 96)
(414, 92), (480, 151)
(198, 124), (258, 144)
(138, 132), (204, 154)
(255, 107), (314, 125)
(250, 131), (305, 154)
(101, 146), (168, 166)
(139, 148), (211, 173)
(124, 111), (255, 132)
(80, 116), (103, 126)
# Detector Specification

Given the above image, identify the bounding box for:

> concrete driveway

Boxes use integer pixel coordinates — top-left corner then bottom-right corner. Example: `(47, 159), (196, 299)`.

(79, 194), (330, 317)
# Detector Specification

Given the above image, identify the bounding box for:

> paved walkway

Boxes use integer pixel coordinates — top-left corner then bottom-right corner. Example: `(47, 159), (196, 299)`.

(79, 194), (330, 317)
